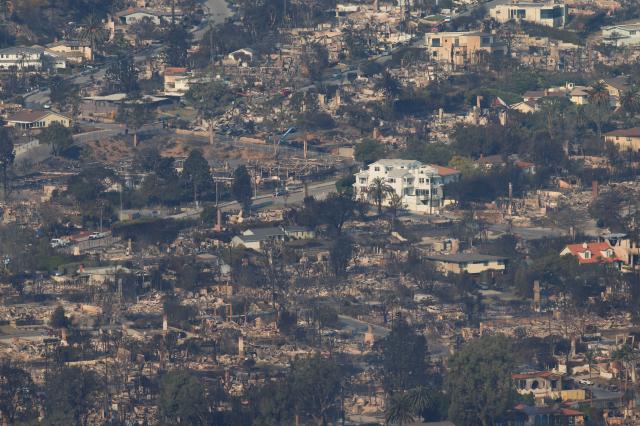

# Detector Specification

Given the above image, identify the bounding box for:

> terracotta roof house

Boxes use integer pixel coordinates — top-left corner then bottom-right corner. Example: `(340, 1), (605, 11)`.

(560, 241), (622, 266)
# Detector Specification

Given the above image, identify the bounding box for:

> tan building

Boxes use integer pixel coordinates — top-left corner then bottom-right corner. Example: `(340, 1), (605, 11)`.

(424, 253), (507, 275)
(425, 31), (506, 68)
(490, 1), (567, 28)
(46, 40), (93, 63)
(6, 110), (71, 130)
(604, 127), (640, 152)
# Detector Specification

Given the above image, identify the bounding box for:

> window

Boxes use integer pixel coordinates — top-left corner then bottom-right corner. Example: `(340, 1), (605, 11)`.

(419, 178), (425, 184)
(374, 167), (380, 171)
(480, 37), (491, 47)
(584, 250), (591, 259)
(388, 178), (395, 183)
(359, 178), (367, 184)
(431, 38), (441, 47)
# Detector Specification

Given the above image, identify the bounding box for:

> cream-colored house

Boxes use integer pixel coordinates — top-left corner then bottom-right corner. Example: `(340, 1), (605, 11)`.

(604, 127), (640, 152)
(490, 1), (567, 27)
(424, 253), (507, 274)
(46, 40), (93, 63)
(425, 31), (506, 68)
(6, 110), (71, 129)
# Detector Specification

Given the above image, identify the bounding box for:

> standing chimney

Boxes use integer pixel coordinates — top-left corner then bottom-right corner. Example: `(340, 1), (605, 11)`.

(592, 180), (599, 200)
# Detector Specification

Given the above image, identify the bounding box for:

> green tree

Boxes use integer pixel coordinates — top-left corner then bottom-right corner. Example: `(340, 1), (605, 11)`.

(117, 100), (153, 147)
(41, 123), (73, 156)
(44, 367), (101, 426)
(320, 192), (357, 235)
(185, 81), (235, 145)
(589, 81), (610, 106)
(302, 43), (329, 81)
(80, 14), (107, 56)
(620, 87), (640, 117)
(355, 138), (386, 166)
(0, 127), (14, 201)
(335, 173), (355, 196)
(447, 334), (516, 426)
(158, 369), (208, 425)
(50, 305), (70, 329)
(0, 361), (35, 424)
(105, 54), (139, 94)
(385, 393), (415, 426)
(368, 177), (394, 215)
(182, 149), (212, 203)
(329, 235), (354, 277)
(291, 354), (342, 426)
(378, 318), (428, 393)
(49, 77), (80, 113)
(163, 22), (193, 67)
(232, 165), (253, 214)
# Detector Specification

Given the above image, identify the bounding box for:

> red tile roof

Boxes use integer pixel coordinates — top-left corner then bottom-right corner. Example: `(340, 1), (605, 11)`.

(604, 127), (640, 138)
(432, 165), (460, 176)
(165, 67), (188, 76)
(512, 371), (559, 380)
(562, 242), (621, 264)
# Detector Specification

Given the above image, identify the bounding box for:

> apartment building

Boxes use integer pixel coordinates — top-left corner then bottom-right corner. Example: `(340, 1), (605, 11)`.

(489, 1), (567, 28)
(353, 159), (459, 213)
(425, 32), (506, 68)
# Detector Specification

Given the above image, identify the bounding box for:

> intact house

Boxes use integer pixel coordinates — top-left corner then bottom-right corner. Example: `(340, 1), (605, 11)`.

(560, 241), (623, 268)
(423, 253), (507, 275)
(114, 8), (178, 26)
(603, 23), (640, 46)
(353, 159), (460, 214)
(231, 226), (315, 251)
(513, 371), (563, 399)
(425, 31), (506, 69)
(489, 1), (567, 28)
(600, 76), (629, 108)
(163, 67), (193, 96)
(0, 46), (44, 70)
(6, 110), (71, 130)
(604, 127), (640, 152)
(46, 40), (93, 63)
(0, 46), (67, 70)
(80, 93), (171, 118)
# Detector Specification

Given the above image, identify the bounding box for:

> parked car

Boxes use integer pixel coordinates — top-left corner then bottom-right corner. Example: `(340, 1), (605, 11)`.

(579, 379), (594, 386)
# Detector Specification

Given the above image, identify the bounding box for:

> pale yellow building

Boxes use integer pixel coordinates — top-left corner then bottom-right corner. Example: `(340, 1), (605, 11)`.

(6, 110), (72, 130)
(46, 40), (93, 63)
(425, 31), (506, 68)
(490, 1), (567, 28)
(604, 127), (640, 152)
(424, 253), (507, 275)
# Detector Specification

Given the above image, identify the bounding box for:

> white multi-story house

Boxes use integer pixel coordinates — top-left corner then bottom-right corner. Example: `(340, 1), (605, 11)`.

(602, 24), (640, 46)
(490, 1), (567, 28)
(0, 47), (44, 70)
(353, 159), (459, 214)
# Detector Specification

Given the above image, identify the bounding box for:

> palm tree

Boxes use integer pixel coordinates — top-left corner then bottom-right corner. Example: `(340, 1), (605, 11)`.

(80, 14), (107, 57)
(408, 386), (431, 417)
(367, 177), (394, 215)
(589, 81), (611, 107)
(585, 350), (595, 379)
(620, 87), (640, 116)
(385, 393), (415, 426)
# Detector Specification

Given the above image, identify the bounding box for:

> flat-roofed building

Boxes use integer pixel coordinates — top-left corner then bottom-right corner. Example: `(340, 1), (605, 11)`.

(425, 31), (506, 69)
(490, 1), (567, 28)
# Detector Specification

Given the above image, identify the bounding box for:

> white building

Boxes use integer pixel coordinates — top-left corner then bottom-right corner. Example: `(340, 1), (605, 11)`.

(602, 24), (640, 46)
(353, 159), (459, 214)
(0, 47), (44, 70)
(489, 1), (567, 28)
